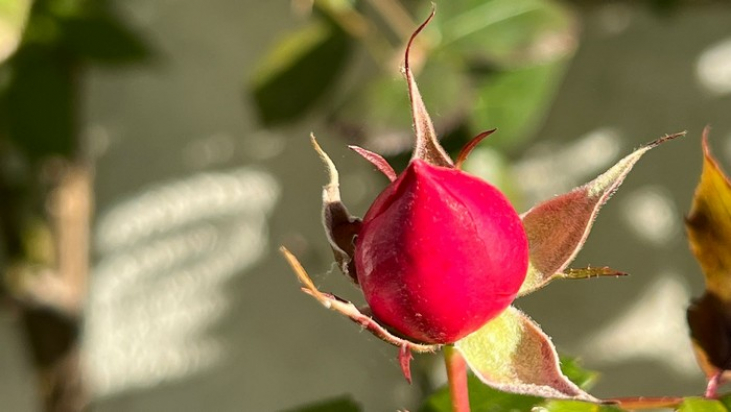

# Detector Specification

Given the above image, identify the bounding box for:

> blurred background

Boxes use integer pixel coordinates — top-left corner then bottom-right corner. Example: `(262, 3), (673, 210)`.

(2, 0), (731, 411)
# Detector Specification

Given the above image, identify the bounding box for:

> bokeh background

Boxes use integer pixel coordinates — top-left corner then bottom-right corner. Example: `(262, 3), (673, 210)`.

(2, 0), (731, 411)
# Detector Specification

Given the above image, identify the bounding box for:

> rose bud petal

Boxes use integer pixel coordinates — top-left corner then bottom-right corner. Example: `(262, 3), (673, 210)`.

(355, 158), (529, 344)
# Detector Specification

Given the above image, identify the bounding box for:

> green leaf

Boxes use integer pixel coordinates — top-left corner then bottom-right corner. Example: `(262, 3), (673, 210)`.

(518, 133), (683, 296)
(430, 0), (574, 150)
(539, 400), (624, 412)
(249, 17), (351, 126)
(455, 306), (596, 401)
(468, 60), (566, 150)
(559, 356), (599, 391)
(0, 0), (32, 63)
(1, 46), (76, 158)
(719, 393), (731, 410)
(419, 373), (542, 412)
(676, 397), (728, 412)
(60, 11), (151, 64)
(436, 0), (572, 67)
(280, 395), (361, 412)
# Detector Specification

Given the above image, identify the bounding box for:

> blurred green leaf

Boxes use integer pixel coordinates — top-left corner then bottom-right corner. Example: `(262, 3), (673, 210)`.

(0, 0), (32, 63)
(0, 46), (75, 158)
(540, 400), (624, 412)
(326, 0), (574, 157)
(0, 0), (150, 159)
(334, 53), (469, 156)
(719, 393), (731, 410)
(419, 373), (542, 412)
(436, 0), (571, 67)
(469, 60), (565, 149)
(559, 356), (599, 391)
(250, 17), (352, 126)
(60, 11), (151, 64)
(676, 397), (728, 412)
(280, 395), (361, 412)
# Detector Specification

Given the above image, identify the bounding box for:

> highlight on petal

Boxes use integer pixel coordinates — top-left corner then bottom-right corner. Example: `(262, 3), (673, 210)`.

(348, 145), (397, 182)
(518, 132), (684, 296)
(311, 134), (362, 283)
(405, 8), (453, 168)
(455, 306), (598, 402)
(280, 246), (439, 354)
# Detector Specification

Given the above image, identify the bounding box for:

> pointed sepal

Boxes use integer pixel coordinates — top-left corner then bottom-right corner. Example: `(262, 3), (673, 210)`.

(311, 134), (362, 283)
(518, 132), (684, 296)
(405, 8), (453, 168)
(455, 129), (497, 169)
(349, 145), (397, 182)
(280, 246), (440, 354)
(399, 344), (414, 384)
(455, 306), (598, 401)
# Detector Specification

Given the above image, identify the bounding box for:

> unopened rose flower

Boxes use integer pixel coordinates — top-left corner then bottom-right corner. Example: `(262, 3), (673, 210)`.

(282, 9), (680, 403)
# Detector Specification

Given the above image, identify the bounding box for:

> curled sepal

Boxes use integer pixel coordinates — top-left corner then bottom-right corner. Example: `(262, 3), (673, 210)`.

(405, 9), (453, 168)
(518, 132), (684, 296)
(280, 246), (440, 355)
(311, 134), (362, 283)
(399, 344), (414, 384)
(455, 306), (598, 402)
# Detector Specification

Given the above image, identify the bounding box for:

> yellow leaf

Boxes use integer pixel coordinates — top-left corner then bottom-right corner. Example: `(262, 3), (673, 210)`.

(686, 127), (731, 303)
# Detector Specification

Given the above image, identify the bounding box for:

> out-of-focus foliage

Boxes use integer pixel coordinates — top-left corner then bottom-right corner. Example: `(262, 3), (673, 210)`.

(0, 0), (150, 160)
(280, 395), (361, 412)
(0, 0), (32, 63)
(248, 0), (576, 158)
(250, 15), (351, 126)
(677, 397), (729, 412)
(419, 373), (542, 412)
(686, 128), (731, 395)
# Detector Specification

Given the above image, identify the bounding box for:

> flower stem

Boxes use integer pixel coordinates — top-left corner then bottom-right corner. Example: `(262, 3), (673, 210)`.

(444, 345), (470, 412)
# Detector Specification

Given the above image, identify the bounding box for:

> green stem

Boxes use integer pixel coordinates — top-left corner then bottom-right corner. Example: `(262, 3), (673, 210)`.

(444, 345), (470, 412)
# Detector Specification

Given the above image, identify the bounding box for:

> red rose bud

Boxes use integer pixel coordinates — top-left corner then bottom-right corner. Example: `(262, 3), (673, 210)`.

(355, 159), (529, 344)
